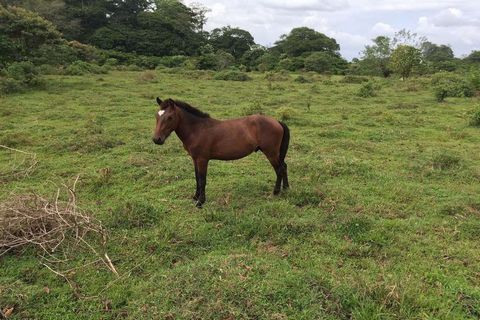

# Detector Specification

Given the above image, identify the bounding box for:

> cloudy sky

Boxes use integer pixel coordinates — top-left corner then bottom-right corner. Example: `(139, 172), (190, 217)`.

(184, 0), (480, 60)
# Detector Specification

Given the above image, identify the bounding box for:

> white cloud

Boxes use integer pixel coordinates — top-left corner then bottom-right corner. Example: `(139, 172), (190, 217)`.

(371, 22), (395, 35)
(185, 0), (480, 59)
(259, 0), (349, 12)
(431, 8), (480, 27)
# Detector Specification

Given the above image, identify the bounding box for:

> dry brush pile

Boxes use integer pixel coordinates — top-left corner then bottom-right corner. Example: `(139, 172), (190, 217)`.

(0, 177), (119, 299)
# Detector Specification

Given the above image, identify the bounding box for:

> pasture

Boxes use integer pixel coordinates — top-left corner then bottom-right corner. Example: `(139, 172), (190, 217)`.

(1, 70), (480, 319)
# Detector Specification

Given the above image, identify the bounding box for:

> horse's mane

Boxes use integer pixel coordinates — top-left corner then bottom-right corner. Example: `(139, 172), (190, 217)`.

(174, 100), (210, 118)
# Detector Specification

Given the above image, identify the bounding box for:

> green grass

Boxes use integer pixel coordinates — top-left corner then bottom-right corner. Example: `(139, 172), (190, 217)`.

(1, 70), (480, 319)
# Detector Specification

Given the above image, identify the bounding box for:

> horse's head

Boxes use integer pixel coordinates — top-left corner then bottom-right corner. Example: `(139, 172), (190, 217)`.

(152, 97), (179, 145)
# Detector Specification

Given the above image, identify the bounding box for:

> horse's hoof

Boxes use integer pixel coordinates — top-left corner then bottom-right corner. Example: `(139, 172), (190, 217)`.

(195, 201), (204, 209)
(273, 189), (280, 196)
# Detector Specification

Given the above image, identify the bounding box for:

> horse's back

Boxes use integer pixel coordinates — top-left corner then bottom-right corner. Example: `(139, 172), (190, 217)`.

(205, 114), (283, 160)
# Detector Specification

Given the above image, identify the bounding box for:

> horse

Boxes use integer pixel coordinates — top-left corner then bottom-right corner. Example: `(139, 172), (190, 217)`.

(152, 98), (290, 207)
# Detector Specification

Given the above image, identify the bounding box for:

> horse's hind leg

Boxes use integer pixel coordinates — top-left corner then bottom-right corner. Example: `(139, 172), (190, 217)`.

(265, 152), (283, 195)
(282, 162), (289, 190)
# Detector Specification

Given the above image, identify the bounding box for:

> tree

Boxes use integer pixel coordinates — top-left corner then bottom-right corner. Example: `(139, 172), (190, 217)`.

(240, 45), (267, 70)
(389, 45), (421, 79)
(304, 52), (347, 74)
(392, 29), (427, 48)
(465, 51), (480, 64)
(361, 36), (392, 77)
(421, 41), (454, 62)
(209, 26), (255, 60)
(0, 5), (63, 66)
(273, 27), (340, 57)
(89, 0), (204, 56)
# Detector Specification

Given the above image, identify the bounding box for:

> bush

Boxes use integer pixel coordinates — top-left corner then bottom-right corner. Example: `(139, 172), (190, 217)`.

(470, 109), (480, 127)
(158, 55), (188, 68)
(357, 82), (377, 98)
(294, 75), (312, 83)
(276, 107), (299, 121)
(432, 72), (475, 102)
(278, 57), (305, 71)
(305, 52), (347, 74)
(64, 61), (108, 75)
(340, 75), (369, 84)
(265, 71), (290, 82)
(137, 70), (157, 83)
(0, 61), (43, 94)
(214, 70), (251, 81)
(242, 102), (264, 116)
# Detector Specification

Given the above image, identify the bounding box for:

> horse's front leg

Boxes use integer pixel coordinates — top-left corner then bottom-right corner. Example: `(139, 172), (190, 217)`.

(194, 158), (209, 208)
(193, 160), (200, 201)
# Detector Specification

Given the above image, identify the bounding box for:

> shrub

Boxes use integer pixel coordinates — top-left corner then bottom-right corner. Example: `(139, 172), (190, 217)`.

(276, 107), (299, 121)
(470, 108), (480, 127)
(264, 71), (289, 82)
(357, 82), (377, 98)
(214, 70), (251, 81)
(242, 102), (264, 116)
(0, 61), (43, 94)
(158, 55), (188, 68)
(137, 70), (157, 83)
(294, 75), (312, 83)
(278, 57), (304, 71)
(432, 72), (475, 102)
(64, 61), (108, 75)
(340, 75), (369, 84)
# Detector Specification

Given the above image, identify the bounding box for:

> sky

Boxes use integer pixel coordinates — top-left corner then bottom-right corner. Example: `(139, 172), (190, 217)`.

(184, 0), (480, 60)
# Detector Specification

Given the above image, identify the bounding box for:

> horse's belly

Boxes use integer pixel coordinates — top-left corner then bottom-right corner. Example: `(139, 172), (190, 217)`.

(209, 138), (257, 160)
(210, 147), (255, 161)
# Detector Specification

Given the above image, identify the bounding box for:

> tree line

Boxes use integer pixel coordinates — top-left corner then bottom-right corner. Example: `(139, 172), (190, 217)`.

(1, 0), (479, 77)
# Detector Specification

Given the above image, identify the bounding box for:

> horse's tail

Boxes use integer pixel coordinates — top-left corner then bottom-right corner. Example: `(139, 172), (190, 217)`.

(278, 121), (290, 164)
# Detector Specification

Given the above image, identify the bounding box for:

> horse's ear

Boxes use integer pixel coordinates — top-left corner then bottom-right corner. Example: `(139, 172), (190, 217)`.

(165, 98), (175, 108)
(156, 97), (162, 106)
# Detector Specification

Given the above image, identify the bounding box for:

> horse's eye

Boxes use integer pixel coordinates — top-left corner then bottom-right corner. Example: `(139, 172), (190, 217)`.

(167, 116), (173, 121)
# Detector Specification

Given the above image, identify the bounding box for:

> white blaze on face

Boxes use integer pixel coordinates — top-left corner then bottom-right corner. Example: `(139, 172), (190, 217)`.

(158, 110), (165, 117)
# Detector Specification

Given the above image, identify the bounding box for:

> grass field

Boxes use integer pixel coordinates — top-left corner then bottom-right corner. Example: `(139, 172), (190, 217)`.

(1, 69), (480, 319)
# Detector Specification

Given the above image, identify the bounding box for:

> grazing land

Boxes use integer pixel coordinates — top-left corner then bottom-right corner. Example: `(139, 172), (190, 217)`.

(1, 70), (480, 319)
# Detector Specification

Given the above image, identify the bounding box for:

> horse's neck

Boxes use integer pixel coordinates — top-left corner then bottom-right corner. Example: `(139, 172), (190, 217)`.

(174, 111), (210, 144)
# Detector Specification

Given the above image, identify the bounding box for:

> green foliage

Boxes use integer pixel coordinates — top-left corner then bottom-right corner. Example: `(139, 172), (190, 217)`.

(157, 55), (188, 68)
(64, 61), (109, 75)
(432, 72), (475, 102)
(242, 102), (264, 116)
(340, 75), (369, 84)
(214, 69), (251, 81)
(264, 71), (290, 82)
(360, 36), (392, 77)
(294, 75), (312, 83)
(278, 57), (305, 71)
(209, 26), (255, 59)
(357, 82), (378, 98)
(241, 46), (268, 71)
(276, 106), (299, 121)
(470, 108), (480, 127)
(0, 61), (43, 94)
(304, 52), (338, 73)
(0, 5), (63, 67)
(389, 45), (421, 79)
(273, 27), (340, 57)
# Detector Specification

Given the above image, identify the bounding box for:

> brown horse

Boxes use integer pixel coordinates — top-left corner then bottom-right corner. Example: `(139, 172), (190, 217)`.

(152, 98), (290, 207)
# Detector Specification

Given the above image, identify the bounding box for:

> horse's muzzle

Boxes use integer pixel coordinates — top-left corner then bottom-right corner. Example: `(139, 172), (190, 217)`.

(152, 137), (164, 145)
